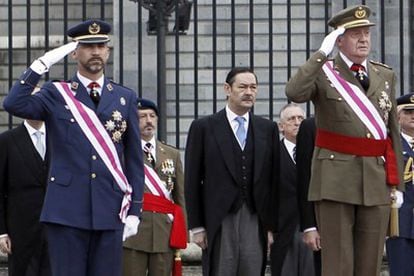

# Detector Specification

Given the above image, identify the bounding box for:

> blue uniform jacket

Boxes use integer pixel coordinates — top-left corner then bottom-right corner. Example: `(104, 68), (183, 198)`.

(3, 68), (144, 231)
(399, 136), (414, 239)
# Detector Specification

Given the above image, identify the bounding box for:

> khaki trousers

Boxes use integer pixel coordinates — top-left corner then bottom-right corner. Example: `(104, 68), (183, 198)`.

(315, 200), (389, 276)
(122, 248), (173, 276)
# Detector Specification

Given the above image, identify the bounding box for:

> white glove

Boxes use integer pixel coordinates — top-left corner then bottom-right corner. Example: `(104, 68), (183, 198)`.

(391, 190), (404, 209)
(122, 215), (140, 241)
(30, 41), (79, 75)
(319, 27), (345, 56)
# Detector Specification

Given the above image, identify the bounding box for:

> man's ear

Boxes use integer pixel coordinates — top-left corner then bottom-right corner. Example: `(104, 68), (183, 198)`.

(224, 82), (231, 96)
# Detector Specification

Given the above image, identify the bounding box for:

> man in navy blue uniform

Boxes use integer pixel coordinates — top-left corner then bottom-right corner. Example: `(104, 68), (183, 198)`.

(386, 93), (414, 276)
(3, 19), (144, 276)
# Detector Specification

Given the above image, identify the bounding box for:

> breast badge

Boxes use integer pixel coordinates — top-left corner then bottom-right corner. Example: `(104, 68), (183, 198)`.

(105, 110), (127, 143)
(161, 159), (175, 191)
(378, 91), (392, 123)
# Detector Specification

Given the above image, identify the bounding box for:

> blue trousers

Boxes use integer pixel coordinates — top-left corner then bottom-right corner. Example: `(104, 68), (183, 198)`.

(386, 237), (414, 276)
(45, 223), (123, 276)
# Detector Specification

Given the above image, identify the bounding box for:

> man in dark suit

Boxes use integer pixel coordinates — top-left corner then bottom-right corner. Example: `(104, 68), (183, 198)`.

(386, 93), (414, 275)
(185, 67), (280, 275)
(123, 99), (187, 276)
(286, 5), (403, 275)
(271, 103), (314, 276)
(296, 117), (321, 276)
(3, 19), (144, 276)
(0, 119), (50, 276)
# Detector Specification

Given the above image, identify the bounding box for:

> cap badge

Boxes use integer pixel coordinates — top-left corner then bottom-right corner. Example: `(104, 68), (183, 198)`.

(355, 7), (366, 19)
(89, 22), (100, 35)
(410, 95), (414, 103)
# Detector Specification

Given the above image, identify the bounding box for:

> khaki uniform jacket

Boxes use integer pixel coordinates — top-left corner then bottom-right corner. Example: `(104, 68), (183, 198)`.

(123, 141), (186, 252)
(286, 51), (403, 206)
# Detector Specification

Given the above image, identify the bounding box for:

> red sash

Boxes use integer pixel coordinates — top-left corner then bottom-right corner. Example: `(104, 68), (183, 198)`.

(143, 193), (187, 249)
(316, 129), (399, 186)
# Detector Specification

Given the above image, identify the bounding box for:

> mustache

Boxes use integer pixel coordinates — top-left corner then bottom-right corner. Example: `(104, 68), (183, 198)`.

(144, 123), (155, 128)
(241, 96), (254, 101)
(88, 58), (104, 63)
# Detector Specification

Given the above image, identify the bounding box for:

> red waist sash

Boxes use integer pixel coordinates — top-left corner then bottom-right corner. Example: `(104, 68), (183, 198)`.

(143, 193), (187, 249)
(315, 128), (399, 186)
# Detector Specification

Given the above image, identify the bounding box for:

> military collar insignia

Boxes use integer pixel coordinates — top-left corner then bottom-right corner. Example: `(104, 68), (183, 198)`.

(71, 81), (79, 90)
(106, 83), (113, 91)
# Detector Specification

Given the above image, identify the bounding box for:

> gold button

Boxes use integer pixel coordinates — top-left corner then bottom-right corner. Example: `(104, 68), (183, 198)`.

(50, 177), (55, 181)
(92, 155), (97, 160)
(330, 155), (334, 159)
(70, 118), (75, 123)
(338, 97), (342, 101)
(366, 133), (371, 138)
(316, 58), (322, 63)
(20, 80), (25, 84)
(91, 173), (96, 179)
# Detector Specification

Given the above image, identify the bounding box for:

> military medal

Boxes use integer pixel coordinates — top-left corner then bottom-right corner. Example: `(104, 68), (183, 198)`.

(161, 159), (175, 191)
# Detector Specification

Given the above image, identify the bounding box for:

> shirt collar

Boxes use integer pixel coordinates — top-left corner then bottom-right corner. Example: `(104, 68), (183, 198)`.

(401, 132), (413, 144)
(141, 137), (156, 150)
(77, 72), (105, 91)
(339, 52), (368, 70)
(283, 138), (296, 155)
(225, 105), (249, 124)
(24, 120), (46, 136)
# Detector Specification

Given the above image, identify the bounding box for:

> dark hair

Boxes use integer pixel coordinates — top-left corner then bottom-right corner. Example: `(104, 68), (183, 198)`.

(225, 67), (258, 86)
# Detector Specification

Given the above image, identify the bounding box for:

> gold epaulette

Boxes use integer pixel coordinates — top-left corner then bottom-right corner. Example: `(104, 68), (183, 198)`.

(369, 60), (392, 69)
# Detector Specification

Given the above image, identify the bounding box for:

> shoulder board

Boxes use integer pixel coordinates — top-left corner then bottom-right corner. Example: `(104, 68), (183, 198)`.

(109, 80), (136, 92)
(51, 79), (69, 82)
(159, 140), (178, 150)
(369, 60), (392, 69)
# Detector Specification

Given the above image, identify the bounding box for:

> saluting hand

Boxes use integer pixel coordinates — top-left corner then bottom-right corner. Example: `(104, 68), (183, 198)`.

(319, 27), (346, 56)
(30, 41), (79, 75)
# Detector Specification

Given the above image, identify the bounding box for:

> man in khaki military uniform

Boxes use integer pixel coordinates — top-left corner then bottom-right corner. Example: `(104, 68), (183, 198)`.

(123, 99), (187, 276)
(286, 5), (404, 276)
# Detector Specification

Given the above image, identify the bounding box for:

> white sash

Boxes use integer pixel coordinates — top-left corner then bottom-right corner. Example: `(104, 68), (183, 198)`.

(144, 164), (174, 220)
(322, 61), (387, 140)
(53, 82), (132, 223)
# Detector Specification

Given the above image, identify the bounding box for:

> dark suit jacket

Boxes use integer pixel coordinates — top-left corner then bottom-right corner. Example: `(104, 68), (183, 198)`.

(185, 108), (280, 275)
(296, 117), (317, 231)
(0, 124), (49, 275)
(271, 139), (298, 275)
(4, 69), (144, 230)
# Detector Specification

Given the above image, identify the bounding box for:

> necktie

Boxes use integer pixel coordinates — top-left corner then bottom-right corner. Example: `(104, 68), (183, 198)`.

(292, 146), (296, 162)
(350, 63), (369, 91)
(88, 82), (101, 106)
(34, 131), (45, 160)
(235, 116), (247, 149)
(143, 142), (155, 167)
